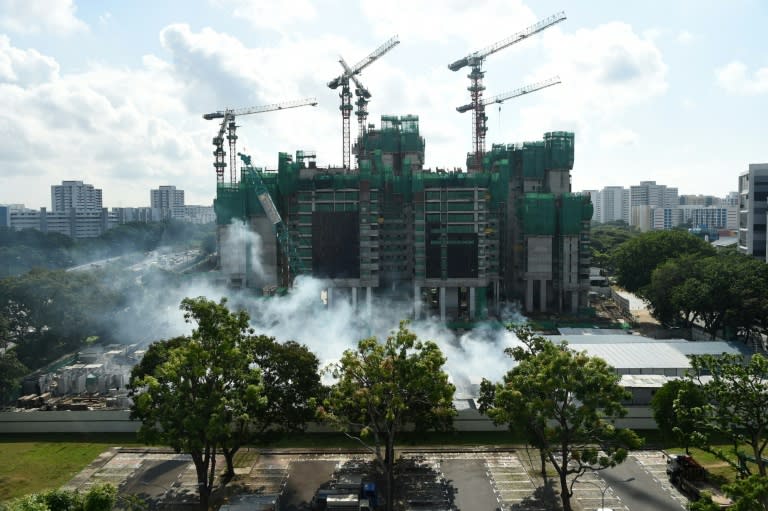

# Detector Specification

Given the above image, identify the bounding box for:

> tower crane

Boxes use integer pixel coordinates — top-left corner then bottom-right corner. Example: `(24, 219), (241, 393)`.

(328, 35), (399, 170)
(203, 98), (318, 185)
(456, 76), (561, 113)
(448, 11), (566, 171)
(339, 56), (372, 164)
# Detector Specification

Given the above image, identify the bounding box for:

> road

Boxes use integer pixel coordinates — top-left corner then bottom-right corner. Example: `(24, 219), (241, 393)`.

(598, 456), (685, 511)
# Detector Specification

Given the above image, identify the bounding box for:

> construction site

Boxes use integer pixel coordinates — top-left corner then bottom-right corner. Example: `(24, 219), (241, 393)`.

(209, 12), (593, 322)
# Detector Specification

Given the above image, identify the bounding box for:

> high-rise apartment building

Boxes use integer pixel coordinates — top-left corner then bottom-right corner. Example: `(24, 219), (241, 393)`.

(51, 181), (103, 212)
(628, 181), (678, 230)
(598, 186), (630, 224)
(150, 186), (185, 219)
(580, 187), (629, 224)
(738, 163), (768, 260)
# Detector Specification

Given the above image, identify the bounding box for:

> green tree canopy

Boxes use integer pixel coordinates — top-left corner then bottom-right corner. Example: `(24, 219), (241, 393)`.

(1, 484), (116, 511)
(645, 252), (768, 336)
(612, 229), (715, 294)
(690, 475), (768, 511)
(683, 353), (768, 476)
(129, 297), (265, 509)
(320, 321), (456, 511)
(588, 223), (638, 271)
(482, 327), (642, 511)
(650, 379), (707, 452)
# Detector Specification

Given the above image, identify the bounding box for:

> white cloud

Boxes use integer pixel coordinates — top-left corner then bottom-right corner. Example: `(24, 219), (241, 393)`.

(211, 0), (317, 29)
(361, 0), (537, 46)
(0, 0), (87, 35)
(0, 36), (210, 205)
(677, 30), (693, 44)
(716, 61), (768, 95)
(0, 35), (60, 85)
(512, 22), (667, 143)
(599, 128), (638, 148)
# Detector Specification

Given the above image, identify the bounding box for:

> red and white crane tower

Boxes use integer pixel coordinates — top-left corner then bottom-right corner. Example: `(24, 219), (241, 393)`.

(448, 12), (566, 171)
(328, 36), (400, 170)
(203, 98), (318, 185)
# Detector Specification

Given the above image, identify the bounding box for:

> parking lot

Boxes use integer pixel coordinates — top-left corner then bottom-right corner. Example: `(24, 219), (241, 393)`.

(63, 447), (693, 510)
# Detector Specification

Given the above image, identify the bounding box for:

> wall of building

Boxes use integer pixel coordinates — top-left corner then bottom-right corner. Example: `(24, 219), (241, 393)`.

(738, 163), (768, 260)
(215, 119), (591, 317)
(0, 405), (659, 433)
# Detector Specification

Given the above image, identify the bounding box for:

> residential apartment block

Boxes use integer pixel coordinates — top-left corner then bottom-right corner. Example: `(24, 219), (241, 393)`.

(51, 181), (103, 212)
(738, 163), (768, 260)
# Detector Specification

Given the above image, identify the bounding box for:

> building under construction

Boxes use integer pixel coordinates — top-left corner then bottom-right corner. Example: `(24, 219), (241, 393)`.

(214, 115), (592, 321)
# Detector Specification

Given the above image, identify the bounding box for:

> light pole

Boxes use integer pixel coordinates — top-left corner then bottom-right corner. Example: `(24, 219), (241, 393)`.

(577, 479), (609, 511)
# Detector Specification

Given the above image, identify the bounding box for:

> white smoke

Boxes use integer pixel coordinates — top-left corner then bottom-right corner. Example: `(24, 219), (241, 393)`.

(102, 229), (531, 397)
(218, 219), (267, 284)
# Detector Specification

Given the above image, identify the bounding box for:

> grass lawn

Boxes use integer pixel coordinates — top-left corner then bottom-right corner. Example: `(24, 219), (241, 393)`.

(0, 434), (142, 502)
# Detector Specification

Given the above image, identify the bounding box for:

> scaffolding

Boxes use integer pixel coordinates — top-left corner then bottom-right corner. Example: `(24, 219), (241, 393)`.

(213, 120), (590, 315)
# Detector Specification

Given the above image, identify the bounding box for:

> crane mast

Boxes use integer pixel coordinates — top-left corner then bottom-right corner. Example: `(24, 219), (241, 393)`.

(203, 98), (318, 185)
(328, 36), (399, 170)
(448, 12), (565, 171)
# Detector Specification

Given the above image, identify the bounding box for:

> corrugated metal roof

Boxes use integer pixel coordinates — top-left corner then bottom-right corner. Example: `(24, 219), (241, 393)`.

(555, 337), (750, 370)
(553, 333), (688, 344)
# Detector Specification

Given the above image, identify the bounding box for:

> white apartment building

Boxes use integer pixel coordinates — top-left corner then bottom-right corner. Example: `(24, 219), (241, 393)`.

(51, 181), (103, 212)
(10, 208), (117, 239)
(679, 205), (738, 230)
(150, 185), (185, 219)
(738, 163), (768, 260)
(582, 187), (630, 224)
(652, 207), (684, 230)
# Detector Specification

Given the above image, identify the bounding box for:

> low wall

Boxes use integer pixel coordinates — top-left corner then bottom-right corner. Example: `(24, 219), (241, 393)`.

(0, 406), (659, 434)
(0, 410), (139, 434)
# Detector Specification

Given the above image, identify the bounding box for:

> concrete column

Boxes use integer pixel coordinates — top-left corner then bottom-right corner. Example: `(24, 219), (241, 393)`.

(366, 286), (372, 318)
(414, 283), (421, 320)
(539, 280), (546, 312)
(439, 287), (446, 322)
(469, 287), (476, 319)
(352, 287), (358, 311)
(526, 279), (534, 312)
(327, 287), (333, 309)
(571, 291), (579, 313)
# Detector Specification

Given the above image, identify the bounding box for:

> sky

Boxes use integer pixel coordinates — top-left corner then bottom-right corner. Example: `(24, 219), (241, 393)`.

(0, 0), (766, 209)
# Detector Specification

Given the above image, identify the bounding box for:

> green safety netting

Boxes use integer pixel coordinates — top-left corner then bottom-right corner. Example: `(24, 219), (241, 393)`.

(520, 193), (556, 235)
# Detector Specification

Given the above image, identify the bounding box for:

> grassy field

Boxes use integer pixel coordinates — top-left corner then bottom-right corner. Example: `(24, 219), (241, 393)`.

(0, 434), (142, 502)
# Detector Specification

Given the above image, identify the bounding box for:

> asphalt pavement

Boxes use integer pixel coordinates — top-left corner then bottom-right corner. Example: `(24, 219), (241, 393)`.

(598, 455), (685, 511)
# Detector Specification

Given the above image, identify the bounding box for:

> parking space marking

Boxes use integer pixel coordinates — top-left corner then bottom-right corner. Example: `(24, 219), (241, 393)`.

(631, 452), (688, 509)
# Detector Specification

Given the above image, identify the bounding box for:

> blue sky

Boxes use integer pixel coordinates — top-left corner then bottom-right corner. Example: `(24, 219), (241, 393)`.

(1, 0), (766, 208)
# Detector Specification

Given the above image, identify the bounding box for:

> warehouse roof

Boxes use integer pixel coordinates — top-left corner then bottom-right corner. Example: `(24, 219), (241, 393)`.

(548, 335), (750, 371)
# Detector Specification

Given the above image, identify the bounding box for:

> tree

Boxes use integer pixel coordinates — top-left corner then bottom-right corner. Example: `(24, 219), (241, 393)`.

(588, 223), (638, 271)
(722, 475), (768, 510)
(129, 297), (265, 510)
(684, 353), (768, 476)
(650, 379), (707, 452)
(690, 475), (768, 511)
(245, 336), (322, 438)
(320, 321), (456, 511)
(483, 329), (642, 511)
(645, 252), (768, 338)
(612, 229), (715, 293)
(1, 484), (117, 511)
